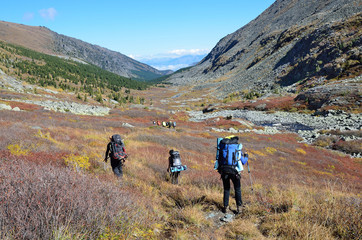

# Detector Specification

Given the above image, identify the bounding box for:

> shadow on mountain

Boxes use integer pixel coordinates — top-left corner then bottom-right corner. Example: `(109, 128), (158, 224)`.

(274, 27), (344, 87)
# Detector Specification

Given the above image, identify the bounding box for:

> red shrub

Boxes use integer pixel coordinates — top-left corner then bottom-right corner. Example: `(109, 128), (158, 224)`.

(0, 158), (145, 239)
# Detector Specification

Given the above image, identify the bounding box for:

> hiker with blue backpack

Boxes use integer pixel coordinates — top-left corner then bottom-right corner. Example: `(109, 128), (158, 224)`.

(104, 134), (128, 178)
(214, 136), (248, 214)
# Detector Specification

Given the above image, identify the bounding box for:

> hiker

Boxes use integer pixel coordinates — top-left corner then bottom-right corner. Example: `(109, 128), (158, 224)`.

(104, 134), (128, 178)
(214, 136), (248, 214)
(168, 121), (173, 128)
(172, 121), (176, 128)
(157, 120), (161, 126)
(167, 150), (187, 184)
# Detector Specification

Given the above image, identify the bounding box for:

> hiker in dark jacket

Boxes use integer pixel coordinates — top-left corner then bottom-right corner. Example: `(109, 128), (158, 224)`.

(167, 150), (181, 184)
(104, 135), (127, 178)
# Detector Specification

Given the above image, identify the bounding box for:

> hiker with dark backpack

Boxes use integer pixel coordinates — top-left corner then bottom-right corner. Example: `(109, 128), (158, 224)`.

(214, 136), (248, 214)
(167, 150), (187, 184)
(104, 134), (128, 178)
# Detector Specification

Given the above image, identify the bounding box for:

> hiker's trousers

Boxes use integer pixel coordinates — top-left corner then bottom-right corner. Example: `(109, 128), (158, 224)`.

(221, 173), (242, 207)
(170, 171), (179, 184)
(111, 159), (123, 178)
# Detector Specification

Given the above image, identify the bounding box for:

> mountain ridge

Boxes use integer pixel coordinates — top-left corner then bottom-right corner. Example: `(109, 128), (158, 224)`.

(167, 0), (362, 99)
(0, 20), (167, 81)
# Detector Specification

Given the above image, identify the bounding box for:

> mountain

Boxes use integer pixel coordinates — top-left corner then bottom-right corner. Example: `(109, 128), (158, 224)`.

(0, 20), (166, 81)
(138, 53), (207, 71)
(167, 0), (362, 100)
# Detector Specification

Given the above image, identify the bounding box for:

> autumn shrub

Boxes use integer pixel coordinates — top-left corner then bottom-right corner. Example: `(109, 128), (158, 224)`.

(63, 153), (90, 171)
(327, 129), (362, 138)
(0, 120), (34, 149)
(314, 135), (336, 147)
(332, 139), (362, 155)
(173, 204), (212, 228)
(7, 143), (30, 156)
(185, 169), (220, 190)
(163, 186), (207, 209)
(249, 184), (362, 240)
(0, 158), (149, 239)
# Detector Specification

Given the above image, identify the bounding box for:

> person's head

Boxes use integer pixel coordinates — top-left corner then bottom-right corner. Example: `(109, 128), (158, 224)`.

(169, 149), (174, 155)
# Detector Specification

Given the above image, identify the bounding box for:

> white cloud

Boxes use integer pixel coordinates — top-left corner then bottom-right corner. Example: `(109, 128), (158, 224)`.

(152, 64), (189, 71)
(128, 54), (138, 59)
(39, 8), (57, 21)
(23, 12), (34, 21)
(168, 49), (209, 56)
(131, 48), (210, 61)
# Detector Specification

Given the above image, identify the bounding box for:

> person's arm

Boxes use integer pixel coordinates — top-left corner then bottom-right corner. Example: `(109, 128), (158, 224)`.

(167, 157), (171, 172)
(241, 151), (248, 165)
(214, 160), (219, 170)
(104, 143), (110, 162)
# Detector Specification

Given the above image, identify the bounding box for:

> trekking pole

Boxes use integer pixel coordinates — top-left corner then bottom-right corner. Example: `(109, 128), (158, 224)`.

(103, 156), (109, 170)
(247, 161), (254, 192)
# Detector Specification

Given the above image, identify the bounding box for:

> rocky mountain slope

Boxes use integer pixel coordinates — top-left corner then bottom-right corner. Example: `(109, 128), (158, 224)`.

(0, 21), (166, 81)
(167, 0), (362, 101)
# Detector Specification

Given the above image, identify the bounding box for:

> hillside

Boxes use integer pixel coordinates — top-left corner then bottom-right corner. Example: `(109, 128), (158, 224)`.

(0, 40), (151, 106)
(0, 72), (361, 239)
(167, 0), (362, 108)
(0, 0), (361, 238)
(0, 20), (166, 81)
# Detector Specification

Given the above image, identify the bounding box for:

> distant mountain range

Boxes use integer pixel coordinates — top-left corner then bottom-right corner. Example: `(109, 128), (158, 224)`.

(167, 0), (362, 100)
(138, 54), (207, 71)
(0, 21), (168, 81)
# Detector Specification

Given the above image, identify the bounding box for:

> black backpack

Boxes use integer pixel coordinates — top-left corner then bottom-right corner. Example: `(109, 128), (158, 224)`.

(170, 150), (182, 167)
(110, 134), (127, 160)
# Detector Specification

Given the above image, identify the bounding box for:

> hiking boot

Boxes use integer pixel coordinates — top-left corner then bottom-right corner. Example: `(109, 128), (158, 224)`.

(222, 206), (228, 214)
(236, 205), (242, 215)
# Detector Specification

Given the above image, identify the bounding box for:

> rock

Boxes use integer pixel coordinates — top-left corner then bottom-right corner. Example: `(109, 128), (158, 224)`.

(202, 104), (217, 113)
(122, 123), (134, 128)
(15, 100), (111, 116)
(228, 127), (238, 133)
(255, 103), (267, 111)
(0, 103), (12, 110)
(12, 107), (21, 111)
(220, 214), (234, 223)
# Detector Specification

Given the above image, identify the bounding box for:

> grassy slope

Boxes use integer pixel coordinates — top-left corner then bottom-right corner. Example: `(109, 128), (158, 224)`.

(0, 85), (361, 239)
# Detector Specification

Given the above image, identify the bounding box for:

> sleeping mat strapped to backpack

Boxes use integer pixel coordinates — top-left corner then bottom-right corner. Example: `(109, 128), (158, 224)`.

(170, 150), (187, 172)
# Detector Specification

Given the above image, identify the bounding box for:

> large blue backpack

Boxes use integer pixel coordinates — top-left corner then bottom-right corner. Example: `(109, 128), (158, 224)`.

(217, 137), (240, 166)
(216, 136), (248, 165)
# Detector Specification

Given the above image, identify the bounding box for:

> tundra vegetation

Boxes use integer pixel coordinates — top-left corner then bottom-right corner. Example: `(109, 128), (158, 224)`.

(0, 90), (360, 239)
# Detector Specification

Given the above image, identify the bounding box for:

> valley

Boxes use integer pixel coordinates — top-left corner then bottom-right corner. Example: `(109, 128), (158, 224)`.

(0, 72), (361, 239)
(0, 0), (361, 239)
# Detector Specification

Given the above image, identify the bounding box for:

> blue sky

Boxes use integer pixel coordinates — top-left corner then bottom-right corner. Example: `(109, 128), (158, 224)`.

(1, 0), (275, 69)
